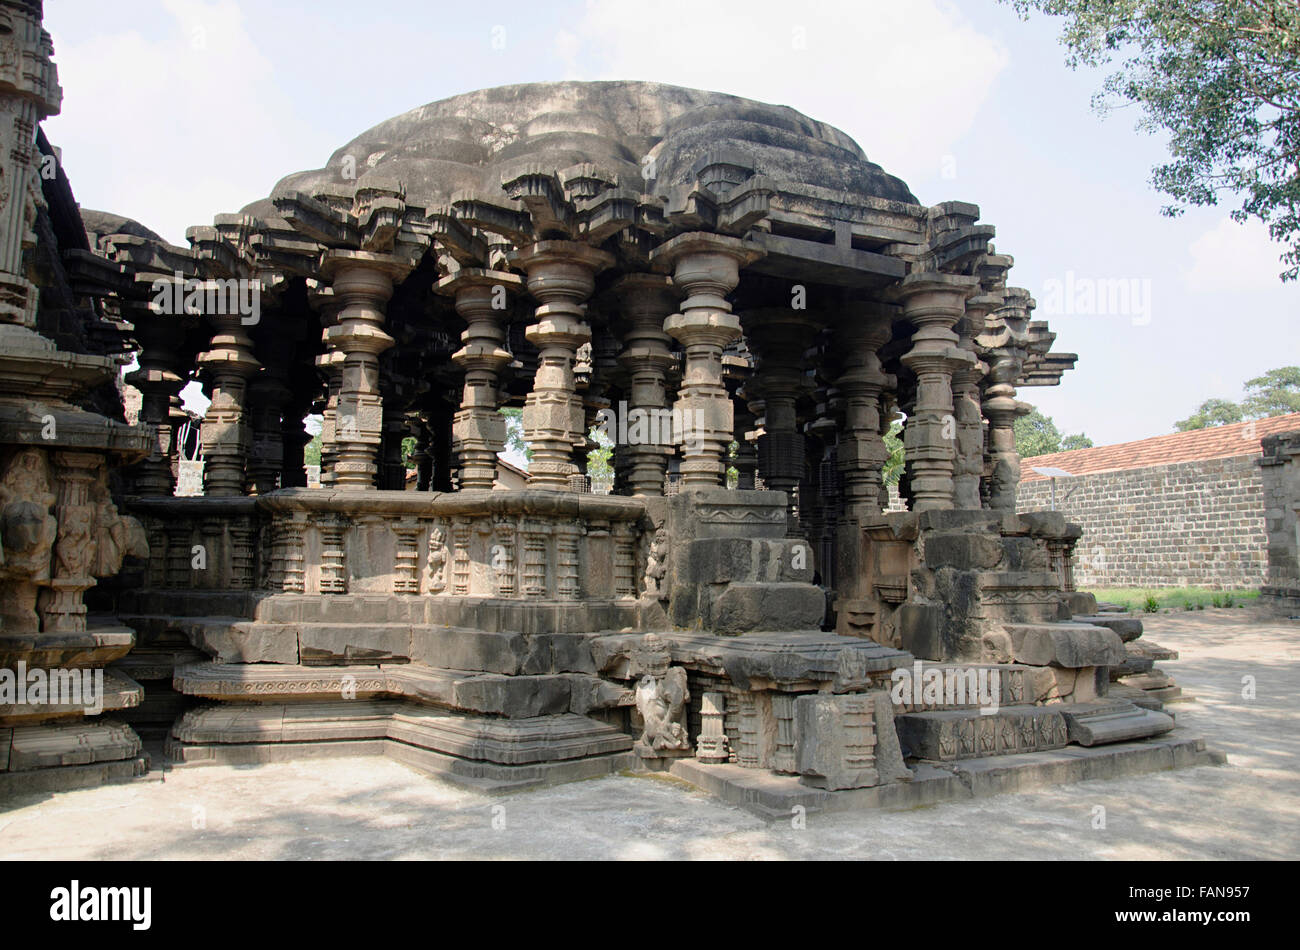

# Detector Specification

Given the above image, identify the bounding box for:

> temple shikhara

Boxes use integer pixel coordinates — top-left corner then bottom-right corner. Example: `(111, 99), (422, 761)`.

(0, 0), (1219, 810)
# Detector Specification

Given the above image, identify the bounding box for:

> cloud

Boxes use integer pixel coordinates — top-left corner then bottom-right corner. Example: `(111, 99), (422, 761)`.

(1184, 216), (1288, 293)
(42, 0), (314, 246)
(560, 0), (1008, 182)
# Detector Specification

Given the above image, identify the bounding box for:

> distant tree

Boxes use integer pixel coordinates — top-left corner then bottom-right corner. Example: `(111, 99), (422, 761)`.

(1060, 433), (1095, 451)
(882, 419), (905, 486)
(401, 435), (418, 469)
(1174, 397), (1246, 430)
(304, 433), (321, 466)
(1242, 365), (1300, 416)
(1015, 409), (1064, 458)
(586, 424), (613, 481)
(1006, 0), (1300, 280)
(500, 407), (529, 460)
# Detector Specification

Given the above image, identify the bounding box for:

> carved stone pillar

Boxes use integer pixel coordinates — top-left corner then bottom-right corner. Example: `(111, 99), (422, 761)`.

(650, 233), (761, 489)
(320, 251), (411, 489)
(835, 302), (896, 518)
(613, 274), (677, 496)
(732, 400), (758, 489)
(743, 309), (818, 531)
(978, 289), (1034, 511)
(436, 269), (523, 490)
(510, 241), (613, 491)
(0, 6), (59, 328)
(125, 304), (187, 497)
(198, 304), (261, 497)
(894, 273), (977, 512)
(952, 293), (998, 510)
(309, 283), (345, 487)
(981, 355), (1029, 510)
(246, 374), (289, 495)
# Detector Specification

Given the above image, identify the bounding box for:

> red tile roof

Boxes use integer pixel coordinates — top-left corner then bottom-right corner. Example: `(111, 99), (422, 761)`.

(1020, 412), (1300, 482)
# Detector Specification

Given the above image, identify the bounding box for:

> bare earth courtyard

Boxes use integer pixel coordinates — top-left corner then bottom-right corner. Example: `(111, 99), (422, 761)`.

(1, 610), (1294, 862)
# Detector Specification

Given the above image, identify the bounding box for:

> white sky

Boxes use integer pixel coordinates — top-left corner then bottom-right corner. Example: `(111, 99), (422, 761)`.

(43, 0), (1298, 444)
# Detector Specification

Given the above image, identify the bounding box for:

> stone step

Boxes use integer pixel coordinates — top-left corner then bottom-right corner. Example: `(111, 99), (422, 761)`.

(121, 614), (608, 675)
(895, 706), (1069, 761)
(1127, 640), (1179, 662)
(1003, 622), (1126, 668)
(173, 661), (630, 718)
(0, 669), (143, 725)
(1057, 700), (1175, 746)
(1107, 684), (1167, 711)
(1072, 614), (1144, 642)
(167, 703), (635, 791)
(4, 720), (143, 772)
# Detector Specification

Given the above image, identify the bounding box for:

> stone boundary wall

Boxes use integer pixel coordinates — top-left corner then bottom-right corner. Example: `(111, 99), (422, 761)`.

(1017, 454), (1266, 589)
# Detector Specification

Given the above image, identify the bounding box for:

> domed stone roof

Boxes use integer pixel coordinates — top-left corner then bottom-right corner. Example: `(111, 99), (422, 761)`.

(246, 80), (916, 217)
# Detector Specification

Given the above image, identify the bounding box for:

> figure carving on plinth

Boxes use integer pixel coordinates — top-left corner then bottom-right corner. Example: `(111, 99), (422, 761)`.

(635, 670), (690, 753)
(424, 526), (448, 594)
(631, 633), (690, 756)
(90, 467), (148, 577)
(642, 526), (669, 602)
(0, 448), (57, 633)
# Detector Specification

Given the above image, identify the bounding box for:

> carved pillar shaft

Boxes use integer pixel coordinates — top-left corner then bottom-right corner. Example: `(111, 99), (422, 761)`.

(510, 241), (613, 491)
(437, 270), (522, 490)
(952, 294), (997, 510)
(650, 233), (761, 489)
(835, 303), (895, 517)
(198, 307), (261, 497)
(125, 307), (186, 497)
(614, 274), (677, 496)
(321, 252), (409, 490)
(895, 274), (977, 512)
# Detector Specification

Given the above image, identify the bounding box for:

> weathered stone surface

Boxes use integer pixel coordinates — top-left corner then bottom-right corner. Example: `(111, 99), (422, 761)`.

(7, 721), (142, 771)
(1004, 622), (1125, 668)
(1058, 700), (1175, 746)
(896, 706), (1069, 761)
(1074, 614), (1145, 642)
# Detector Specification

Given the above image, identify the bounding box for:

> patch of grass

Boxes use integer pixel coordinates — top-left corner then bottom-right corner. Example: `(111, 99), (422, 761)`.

(1142, 595), (1160, 613)
(1088, 587), (1259, 612)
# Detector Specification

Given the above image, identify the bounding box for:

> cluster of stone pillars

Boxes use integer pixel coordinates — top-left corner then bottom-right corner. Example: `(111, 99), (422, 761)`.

(130, 230), (1042, 528)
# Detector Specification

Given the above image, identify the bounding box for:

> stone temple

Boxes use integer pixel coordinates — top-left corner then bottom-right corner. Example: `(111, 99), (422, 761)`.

(0, 1), (1217, 811)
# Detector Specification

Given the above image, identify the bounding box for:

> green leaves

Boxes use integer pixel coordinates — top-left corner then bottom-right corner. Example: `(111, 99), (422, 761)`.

(1007, 0), (1300, 280)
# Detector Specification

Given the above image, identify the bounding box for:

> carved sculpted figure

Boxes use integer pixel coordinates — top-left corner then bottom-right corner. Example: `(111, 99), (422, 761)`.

(424, 526), (448, 594)
(90, 467), (148, 577)
(631, 633), (690, 754)
(0, 448), (57, 579)
(634, 668), (691, 753)
(642, 526), (668, 601)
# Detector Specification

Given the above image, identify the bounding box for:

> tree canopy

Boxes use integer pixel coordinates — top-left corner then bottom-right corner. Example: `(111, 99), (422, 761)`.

(1174, 364), (1300, 428)
(1015, 408), (1095, 458)
(1007, 0), (1300, 280)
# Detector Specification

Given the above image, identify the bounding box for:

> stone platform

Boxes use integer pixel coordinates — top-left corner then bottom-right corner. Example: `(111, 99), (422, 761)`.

(671, 728), (1222, 820)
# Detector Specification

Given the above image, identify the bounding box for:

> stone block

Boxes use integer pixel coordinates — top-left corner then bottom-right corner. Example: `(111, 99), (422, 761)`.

(895, 603), (944, 661)
(794, 692), (879, 790)
(710, 582), (824, 633)
(1004, 622), (1125, 668)
(1059, 701), (1175, 746)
